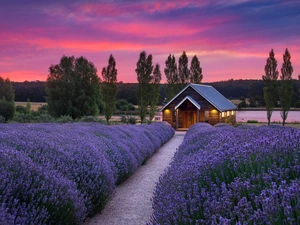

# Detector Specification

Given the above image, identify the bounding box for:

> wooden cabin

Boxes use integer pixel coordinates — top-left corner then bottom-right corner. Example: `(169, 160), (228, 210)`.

(160, 83), (237, 129)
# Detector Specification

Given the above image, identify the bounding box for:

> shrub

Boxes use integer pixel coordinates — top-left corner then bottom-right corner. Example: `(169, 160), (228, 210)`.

(128, 116), (136, 124)
(150, 123), (300, 224)
(38, 104), (48, 113)
(13, 113), (35, 123)
(121, 115), (127, 123)
(294, 101), (300, 108)
(0, 99), (14, 121)
(116, 99), (129, 110)
(119, 105), (128, 111)
(0, 122), (175, 223)
(56, 115), (73, 123)
(0, 115), (5, 123)
(15, 105), (27, 114)
(38, 114), (54, 123)
(0, 145), (86, 224)
(128, 103), (135, 111)
(79, 116), (103, 123)
(247, 120), (258, 123)
(238, 99), (247, 109)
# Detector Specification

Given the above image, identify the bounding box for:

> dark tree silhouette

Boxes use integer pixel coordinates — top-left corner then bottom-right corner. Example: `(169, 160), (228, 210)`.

(279, 48), (293, 126)
(190, 55), (203, 84)
(164, 54), (179, 101)
(149, 64), (162, 122)
(102, 54), (118, 122)
(263, 49), (278, 125)
(178, 51), (189, 87)
(136, 51), (153, 123)
(46, 55), (101, 119)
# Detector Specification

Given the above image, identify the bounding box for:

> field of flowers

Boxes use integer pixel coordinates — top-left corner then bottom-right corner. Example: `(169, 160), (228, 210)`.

(0, 122), (174, 225)
(150, 123), (300, 224)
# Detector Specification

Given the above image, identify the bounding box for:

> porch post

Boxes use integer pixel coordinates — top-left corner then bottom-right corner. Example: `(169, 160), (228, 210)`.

(176, 109), (178, 130)
(197, 109), (199, 123)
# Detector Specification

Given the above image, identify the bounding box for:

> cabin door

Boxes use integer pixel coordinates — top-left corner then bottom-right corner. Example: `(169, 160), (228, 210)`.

(182, 111), (196, 128)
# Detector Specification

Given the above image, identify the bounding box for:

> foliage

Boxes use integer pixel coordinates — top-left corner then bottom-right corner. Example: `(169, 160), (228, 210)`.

(238, 99), (247, 109)
(56, 115), (73, 123)
(263, 49), (279, 125)
(13, 81), (46, 102)
(0, 77), (14, 102)
(38, 104), (48, 114)
(164, 54), (179, 101)
(247, 120), (258, 123)
(15, 105), (27, 114)
(0, 122), (174, 224)
(0, 98), (15, 121)
(178, 51), (190, 87)
(13, 80), (300, 108)
(128, 116), (137, 124)
(190, 55), (203, 84)
(0, 115), (5, 123)
(149, 64), (162, 122)
(102, 54), (118, 122)
(294, 101), (300, 108)
(78, 116), (103, 123)
(279, 48), (293, 126)
(136, 51), (153, 123)
(38, 114), (54, 123)
(46, 55), (101, 119)
(150, 123), (300, 224)
(116, 99), (135, 111)
(25, 99), (31, 114)
(120, 116), (137, 124)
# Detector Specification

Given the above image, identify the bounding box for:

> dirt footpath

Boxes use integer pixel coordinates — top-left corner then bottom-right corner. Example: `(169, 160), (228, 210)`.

(83, 132), (185, 225)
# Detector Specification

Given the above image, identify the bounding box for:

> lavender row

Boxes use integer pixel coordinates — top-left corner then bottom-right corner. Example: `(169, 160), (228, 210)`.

(0, 122), (174, 224)
(150, 123), (300, 224)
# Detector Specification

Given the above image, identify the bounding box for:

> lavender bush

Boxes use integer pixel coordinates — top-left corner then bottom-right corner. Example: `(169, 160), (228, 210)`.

(0, 122), (174, 224)
(150, 123), (300, 224)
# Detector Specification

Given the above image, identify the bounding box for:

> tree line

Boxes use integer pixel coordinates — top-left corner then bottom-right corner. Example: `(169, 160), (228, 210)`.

(1, 50), (300, 123)
(1, 51), (204, 123)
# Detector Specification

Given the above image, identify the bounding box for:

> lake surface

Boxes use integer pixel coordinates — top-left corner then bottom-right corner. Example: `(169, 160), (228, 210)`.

(236, 110), (300, 123)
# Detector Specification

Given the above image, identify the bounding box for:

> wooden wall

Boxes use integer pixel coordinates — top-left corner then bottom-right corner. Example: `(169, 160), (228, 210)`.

(162, 86), (236, 128)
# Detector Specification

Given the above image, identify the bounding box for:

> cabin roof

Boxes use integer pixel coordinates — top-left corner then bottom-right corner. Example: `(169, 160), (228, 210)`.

(160, 83), (237, 112)
(175, 96), (201, 110)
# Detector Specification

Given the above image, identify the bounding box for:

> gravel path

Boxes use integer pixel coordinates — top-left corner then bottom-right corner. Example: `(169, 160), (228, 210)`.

(83, 131), (185, 225)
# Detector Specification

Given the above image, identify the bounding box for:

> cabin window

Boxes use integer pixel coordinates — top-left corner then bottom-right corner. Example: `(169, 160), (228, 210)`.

(222, 112), (225, 117)
(227, 111), (230, 116)
(231, 110), (234, 115)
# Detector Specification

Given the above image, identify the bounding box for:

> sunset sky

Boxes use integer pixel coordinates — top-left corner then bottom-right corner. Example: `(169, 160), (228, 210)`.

(1, 0), (299, 83)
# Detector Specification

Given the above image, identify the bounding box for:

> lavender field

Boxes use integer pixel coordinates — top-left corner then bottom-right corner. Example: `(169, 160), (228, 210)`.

(0, 122), (174, 225)
(150, 123), (300, 224)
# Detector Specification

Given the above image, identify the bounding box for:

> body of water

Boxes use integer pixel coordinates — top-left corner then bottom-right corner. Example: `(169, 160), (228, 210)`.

(236, 110), (300, 123)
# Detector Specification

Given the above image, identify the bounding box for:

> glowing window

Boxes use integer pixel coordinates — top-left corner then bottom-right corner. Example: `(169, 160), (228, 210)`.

(227, 111), (230, 116)
(222, 112), (225, 117)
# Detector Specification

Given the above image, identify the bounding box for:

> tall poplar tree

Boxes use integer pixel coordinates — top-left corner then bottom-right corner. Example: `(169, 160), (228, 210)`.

(101, 54), (118, 122)
(149, 64), (162, 122)
(178, 51), (189, 88)
(164, 54), (179, 101)
(190, 55), (203, 84)
(279, 48), (293, 126)
(263, 49), (278, 125)
(136, 51), (153, 124)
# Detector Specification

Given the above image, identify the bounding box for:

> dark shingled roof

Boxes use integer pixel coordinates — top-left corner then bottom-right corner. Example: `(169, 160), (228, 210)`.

(161, 83), (237, 112)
